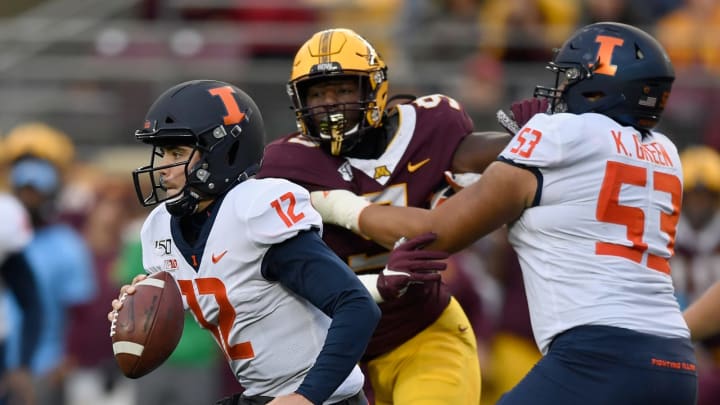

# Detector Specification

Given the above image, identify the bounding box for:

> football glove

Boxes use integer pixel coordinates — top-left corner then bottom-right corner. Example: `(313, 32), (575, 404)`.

(496, 97), (549, 134)
(377, 232), (448, 301)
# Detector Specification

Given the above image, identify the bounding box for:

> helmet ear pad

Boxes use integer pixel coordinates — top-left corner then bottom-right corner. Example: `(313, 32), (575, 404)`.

(561, 68), (673, 130)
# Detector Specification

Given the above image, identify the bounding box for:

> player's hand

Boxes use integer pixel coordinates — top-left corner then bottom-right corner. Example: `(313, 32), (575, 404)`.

(267, 393), (312, 405)
(0, 367), (36, 405)
(378, 232), (448, 301)
(107, 274), (148, 322)
(496, 97), (549, 134)
(510, 97), (549, 127)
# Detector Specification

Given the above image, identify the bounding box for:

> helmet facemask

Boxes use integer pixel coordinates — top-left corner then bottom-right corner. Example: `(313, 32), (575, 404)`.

(132, 139), (206, 217)
(290, 74), (379, 156)
(133, 126), (257, 217)
(288, 28), (388, 156)
(534, 60), (595, 114)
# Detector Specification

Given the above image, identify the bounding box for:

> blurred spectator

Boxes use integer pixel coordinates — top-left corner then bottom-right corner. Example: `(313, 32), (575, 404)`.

(2, 123), (96, 405)
(394, 0), (482, 93)
(479, 0), (578, 62)
(654, 0), (720, 149)
(303, 0), (400, 59)
(141, 0), (320, 59)
(656, 0), (720, 75)
(114, 228), (224, 405)
(62, 168), (140, 405)
(671, 145), (720, 405)
(396, 0), (480, 60)
(578, 0), (674, 27)
(445, 228), (540, 405)
(0, 191), (42, 405)
(453, 53), (506, 129)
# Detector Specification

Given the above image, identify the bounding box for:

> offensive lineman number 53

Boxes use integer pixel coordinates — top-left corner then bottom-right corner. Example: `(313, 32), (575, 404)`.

(508, 128), (680, 275)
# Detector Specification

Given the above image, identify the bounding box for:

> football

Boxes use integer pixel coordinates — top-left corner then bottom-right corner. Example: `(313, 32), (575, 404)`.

(110, 271), (184, 378)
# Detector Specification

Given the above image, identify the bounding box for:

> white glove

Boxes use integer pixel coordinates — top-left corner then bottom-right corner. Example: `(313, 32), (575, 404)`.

(309, 190), (370, 234)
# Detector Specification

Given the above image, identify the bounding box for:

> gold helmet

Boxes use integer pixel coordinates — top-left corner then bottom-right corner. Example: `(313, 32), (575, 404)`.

(287, 28), (388, 155)
(3, 122), (75, 170)
(680, 146), (720, 193)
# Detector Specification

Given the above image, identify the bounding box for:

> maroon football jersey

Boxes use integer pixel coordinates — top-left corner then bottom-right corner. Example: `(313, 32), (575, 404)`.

(258, 94), (472, 358)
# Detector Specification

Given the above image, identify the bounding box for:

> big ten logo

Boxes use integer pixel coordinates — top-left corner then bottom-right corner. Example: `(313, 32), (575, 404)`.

(155, 239), (172, 255)
(164, 259), (178, 271)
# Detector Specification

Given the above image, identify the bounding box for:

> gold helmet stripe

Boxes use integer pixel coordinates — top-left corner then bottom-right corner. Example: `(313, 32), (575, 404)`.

(319, 30), (332, 64)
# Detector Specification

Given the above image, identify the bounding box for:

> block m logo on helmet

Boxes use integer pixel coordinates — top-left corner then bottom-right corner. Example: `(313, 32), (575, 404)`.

(594, 35), (624, 76)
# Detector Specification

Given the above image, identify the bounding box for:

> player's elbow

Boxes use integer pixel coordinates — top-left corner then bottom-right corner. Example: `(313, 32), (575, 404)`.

(369, 298), (381, 326)
(356, 290), (382, 331)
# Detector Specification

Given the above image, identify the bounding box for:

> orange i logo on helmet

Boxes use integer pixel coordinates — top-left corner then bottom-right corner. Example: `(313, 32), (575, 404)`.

(593, 35), (624, 76)
(208, 86), (246, 126)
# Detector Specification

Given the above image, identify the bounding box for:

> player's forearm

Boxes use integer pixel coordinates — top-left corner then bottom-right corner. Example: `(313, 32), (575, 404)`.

(266, 231), (380, 403)
(310, 191), (429, 248)
(684, 281), (720, 341)
(297, 289), (379, 404)
(357, 205), (431, 249)
(452, 131), (510, 173)
(358, 200), (490, 253)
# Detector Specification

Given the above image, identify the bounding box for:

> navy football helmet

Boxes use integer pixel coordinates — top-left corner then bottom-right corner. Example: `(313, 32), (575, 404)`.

(132, 80), (265, 216)
(534, 22), (674, 131)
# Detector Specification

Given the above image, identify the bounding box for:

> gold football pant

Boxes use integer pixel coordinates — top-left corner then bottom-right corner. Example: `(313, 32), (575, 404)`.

(480, 332), (542, 405)
(366, 297), (481, 405)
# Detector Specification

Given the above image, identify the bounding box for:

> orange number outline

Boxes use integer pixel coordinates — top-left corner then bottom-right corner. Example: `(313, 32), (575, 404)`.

(509, 127), (542, 158)
(178, 278), (255, 360)
(270, 192), (305, 228)
(595, 161), (680, 274)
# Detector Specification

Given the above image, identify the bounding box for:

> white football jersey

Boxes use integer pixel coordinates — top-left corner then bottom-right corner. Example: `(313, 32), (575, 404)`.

(140, 178), (363, 401)
(500, 112), (689, 354)
(0, 193), (32, 263)
(0, 193), (32, 340)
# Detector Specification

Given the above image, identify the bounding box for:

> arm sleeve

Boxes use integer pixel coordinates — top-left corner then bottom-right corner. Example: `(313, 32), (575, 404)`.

(262, 230), (381, 404)
(1, 252), (42, 367)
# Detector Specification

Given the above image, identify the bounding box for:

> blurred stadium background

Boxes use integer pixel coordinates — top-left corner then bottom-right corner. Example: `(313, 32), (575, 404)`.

(2, 1), (720, 404)
(1, 0), (715, 171)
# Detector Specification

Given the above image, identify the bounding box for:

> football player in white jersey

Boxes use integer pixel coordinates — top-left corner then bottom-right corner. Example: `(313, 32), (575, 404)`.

(0, 193), (42, 405)
(107, 80), (385, 405)
(309, 22), (698, 404)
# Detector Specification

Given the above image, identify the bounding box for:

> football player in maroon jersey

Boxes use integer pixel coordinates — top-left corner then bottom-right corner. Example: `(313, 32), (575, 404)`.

(257, 28), (542, 404)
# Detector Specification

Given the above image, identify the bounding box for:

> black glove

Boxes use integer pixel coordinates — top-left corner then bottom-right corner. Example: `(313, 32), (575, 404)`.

(378, 233), (448, 301)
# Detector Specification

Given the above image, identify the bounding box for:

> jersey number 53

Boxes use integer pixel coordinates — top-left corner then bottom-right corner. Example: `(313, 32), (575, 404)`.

(595, 161), (681, 275)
